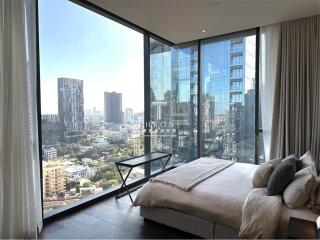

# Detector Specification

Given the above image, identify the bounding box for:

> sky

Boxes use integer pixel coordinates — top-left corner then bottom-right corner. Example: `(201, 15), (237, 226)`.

(39, 0), (144, 114)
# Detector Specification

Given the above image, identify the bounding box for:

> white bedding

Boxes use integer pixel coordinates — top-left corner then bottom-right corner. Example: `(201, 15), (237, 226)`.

(239, 188), (283, 238)
(134, 162), (257, 229)
(150, 158), (234, 191)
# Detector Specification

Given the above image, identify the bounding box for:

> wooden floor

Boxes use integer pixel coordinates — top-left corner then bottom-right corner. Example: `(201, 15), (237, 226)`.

(40, 192), (198, 239)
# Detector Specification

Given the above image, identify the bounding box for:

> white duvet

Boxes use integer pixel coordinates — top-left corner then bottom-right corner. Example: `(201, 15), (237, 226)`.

(134, 162), (257, 229)
(239, 188), (283, 239)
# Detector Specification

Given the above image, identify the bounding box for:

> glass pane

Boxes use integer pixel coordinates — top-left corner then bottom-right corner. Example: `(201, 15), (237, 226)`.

(201, 34), (256, 163)
(257, 132), (265, 164)
(149, 39), (198, 172)
(39, 0), (144, 214)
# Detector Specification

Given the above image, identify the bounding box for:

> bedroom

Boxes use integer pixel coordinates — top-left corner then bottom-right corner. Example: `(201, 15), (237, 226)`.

(0, 0), (320, 239)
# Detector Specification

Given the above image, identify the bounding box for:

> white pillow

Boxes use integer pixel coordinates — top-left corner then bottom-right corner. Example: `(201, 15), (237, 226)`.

(295, 166), (317, 178)
(252, 163), (274, 188)
(283, 174), (315, 208)
(300, 151), (316, 170)
(267, 158), (282, 168)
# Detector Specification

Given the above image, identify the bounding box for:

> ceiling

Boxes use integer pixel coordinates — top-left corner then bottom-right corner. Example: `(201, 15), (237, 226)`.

(88, 0), (320, 44)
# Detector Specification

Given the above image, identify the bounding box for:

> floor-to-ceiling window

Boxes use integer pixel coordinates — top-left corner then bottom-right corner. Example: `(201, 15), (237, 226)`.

(149, 39), (198, 170)
(39, 0), (260, 216)
(39, 0), (144, 214)
(201, 32), (257, 163)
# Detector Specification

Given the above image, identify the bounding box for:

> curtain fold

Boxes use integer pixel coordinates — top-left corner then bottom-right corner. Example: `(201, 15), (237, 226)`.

(0, 0), (43, 238)
(259, 23), (281, 161)
(0, 0), (4, 236)
(268, 15), (320, 165)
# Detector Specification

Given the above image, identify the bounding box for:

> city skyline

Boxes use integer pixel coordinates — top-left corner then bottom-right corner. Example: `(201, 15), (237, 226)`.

(41, 75), (144, 116)
(39, 0), (144, 114)
(42, 77), (143, 121)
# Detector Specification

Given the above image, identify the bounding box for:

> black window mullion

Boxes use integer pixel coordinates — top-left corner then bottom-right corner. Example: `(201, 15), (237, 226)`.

(197, 40), (202, 158)
(144, 34), (151, 176)
(255, 27), (260, 165)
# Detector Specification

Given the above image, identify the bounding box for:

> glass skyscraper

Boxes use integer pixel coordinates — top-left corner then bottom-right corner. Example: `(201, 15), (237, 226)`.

(58, 77), (84, 143)
(150, 39), (198, 165)
(201, 35), (256, 163)
(150, 34), (256, 164)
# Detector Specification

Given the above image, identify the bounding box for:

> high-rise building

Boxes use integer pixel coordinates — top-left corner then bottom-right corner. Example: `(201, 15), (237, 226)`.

(104, 92), (122, 123)
(243, 86), (256, 162)
(41, 114), (60, 146)
(202, 35), (256, 161)
(124, 108), (133, 124)
(224, 38), (246, 160)
(171, 44), (198, 162)
(127, 133), (144, 155)
(202, 94), (215, 134)
(58, 77), (84, 143)
(150, 39), (198, 163)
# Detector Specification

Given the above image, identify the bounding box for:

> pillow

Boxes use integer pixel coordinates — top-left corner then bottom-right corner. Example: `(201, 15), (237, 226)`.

(252, 164), (274, 188)
(308, 177), (320, 213)
(295, 166), (317, 178)
(282, 154), (298, 163)
(267, 158), (296, 196)
(267, 158), (282, 168)
(282, 154), (302, 172)
(300, 151), (317, 172)
(283, 174), (315, 208)
(307, 175), (320, 210)
(295, 159), (303, 172)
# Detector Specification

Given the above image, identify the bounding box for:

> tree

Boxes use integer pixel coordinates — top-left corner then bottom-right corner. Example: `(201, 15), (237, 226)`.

(66, 181), (77, 191)
(82, 182), (90, 188)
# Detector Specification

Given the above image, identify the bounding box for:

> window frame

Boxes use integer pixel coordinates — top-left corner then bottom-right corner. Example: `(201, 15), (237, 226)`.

(36, 0), (260, 222)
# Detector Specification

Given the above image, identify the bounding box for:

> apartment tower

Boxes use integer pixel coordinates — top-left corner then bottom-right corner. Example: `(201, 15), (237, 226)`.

(104, 91), (122, 123)
(58, 77), (84, 143)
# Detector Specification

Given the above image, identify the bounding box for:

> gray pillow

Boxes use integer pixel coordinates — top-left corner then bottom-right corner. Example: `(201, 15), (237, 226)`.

(267, 158), (296, 196)
(282, 154), (302, 172)
(296, 159), (303, 172)
(282, 154), (298, 162)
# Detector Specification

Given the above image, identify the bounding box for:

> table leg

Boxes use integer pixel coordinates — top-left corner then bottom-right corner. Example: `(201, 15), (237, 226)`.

(115, 165), (134, 203)
(160, 155), (172, 172)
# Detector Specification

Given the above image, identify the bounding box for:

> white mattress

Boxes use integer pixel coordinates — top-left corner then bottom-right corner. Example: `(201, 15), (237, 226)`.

(134, 162), (257, 229)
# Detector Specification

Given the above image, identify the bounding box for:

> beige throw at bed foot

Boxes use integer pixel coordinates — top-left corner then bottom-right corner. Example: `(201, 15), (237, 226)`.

(150, 158), (234, 191)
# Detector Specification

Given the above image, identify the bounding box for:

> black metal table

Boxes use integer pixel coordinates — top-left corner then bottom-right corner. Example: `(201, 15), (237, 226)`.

(115, 151), (172, 203)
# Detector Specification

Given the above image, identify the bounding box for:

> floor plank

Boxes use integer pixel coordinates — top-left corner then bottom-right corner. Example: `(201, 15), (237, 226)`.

(40, 192), (199, 239)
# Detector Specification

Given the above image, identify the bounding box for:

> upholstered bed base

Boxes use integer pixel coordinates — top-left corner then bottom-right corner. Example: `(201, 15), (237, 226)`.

(140, 207), (239, 239)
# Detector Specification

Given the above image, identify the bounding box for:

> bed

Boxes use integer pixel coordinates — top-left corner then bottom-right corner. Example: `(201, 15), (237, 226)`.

(133, 158), (318, 239)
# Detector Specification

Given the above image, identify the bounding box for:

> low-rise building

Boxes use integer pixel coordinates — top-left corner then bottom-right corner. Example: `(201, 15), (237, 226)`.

(65, 165), (97, 181)
(43, 162), (66, 198)
(43, 147), (57, 159)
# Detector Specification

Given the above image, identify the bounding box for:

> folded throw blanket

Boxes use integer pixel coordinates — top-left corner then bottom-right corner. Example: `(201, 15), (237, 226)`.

(239, 188), (283, 239)
(150, 158), (234, 191)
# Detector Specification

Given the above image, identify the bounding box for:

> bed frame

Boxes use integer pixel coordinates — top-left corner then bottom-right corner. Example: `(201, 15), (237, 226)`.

(140, 207), (239, 239)
(141, 206), (319, 239)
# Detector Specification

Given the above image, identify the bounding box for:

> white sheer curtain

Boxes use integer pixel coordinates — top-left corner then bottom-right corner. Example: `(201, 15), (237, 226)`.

(259, 24), (281, 161)
(0, 0), (42, 238)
